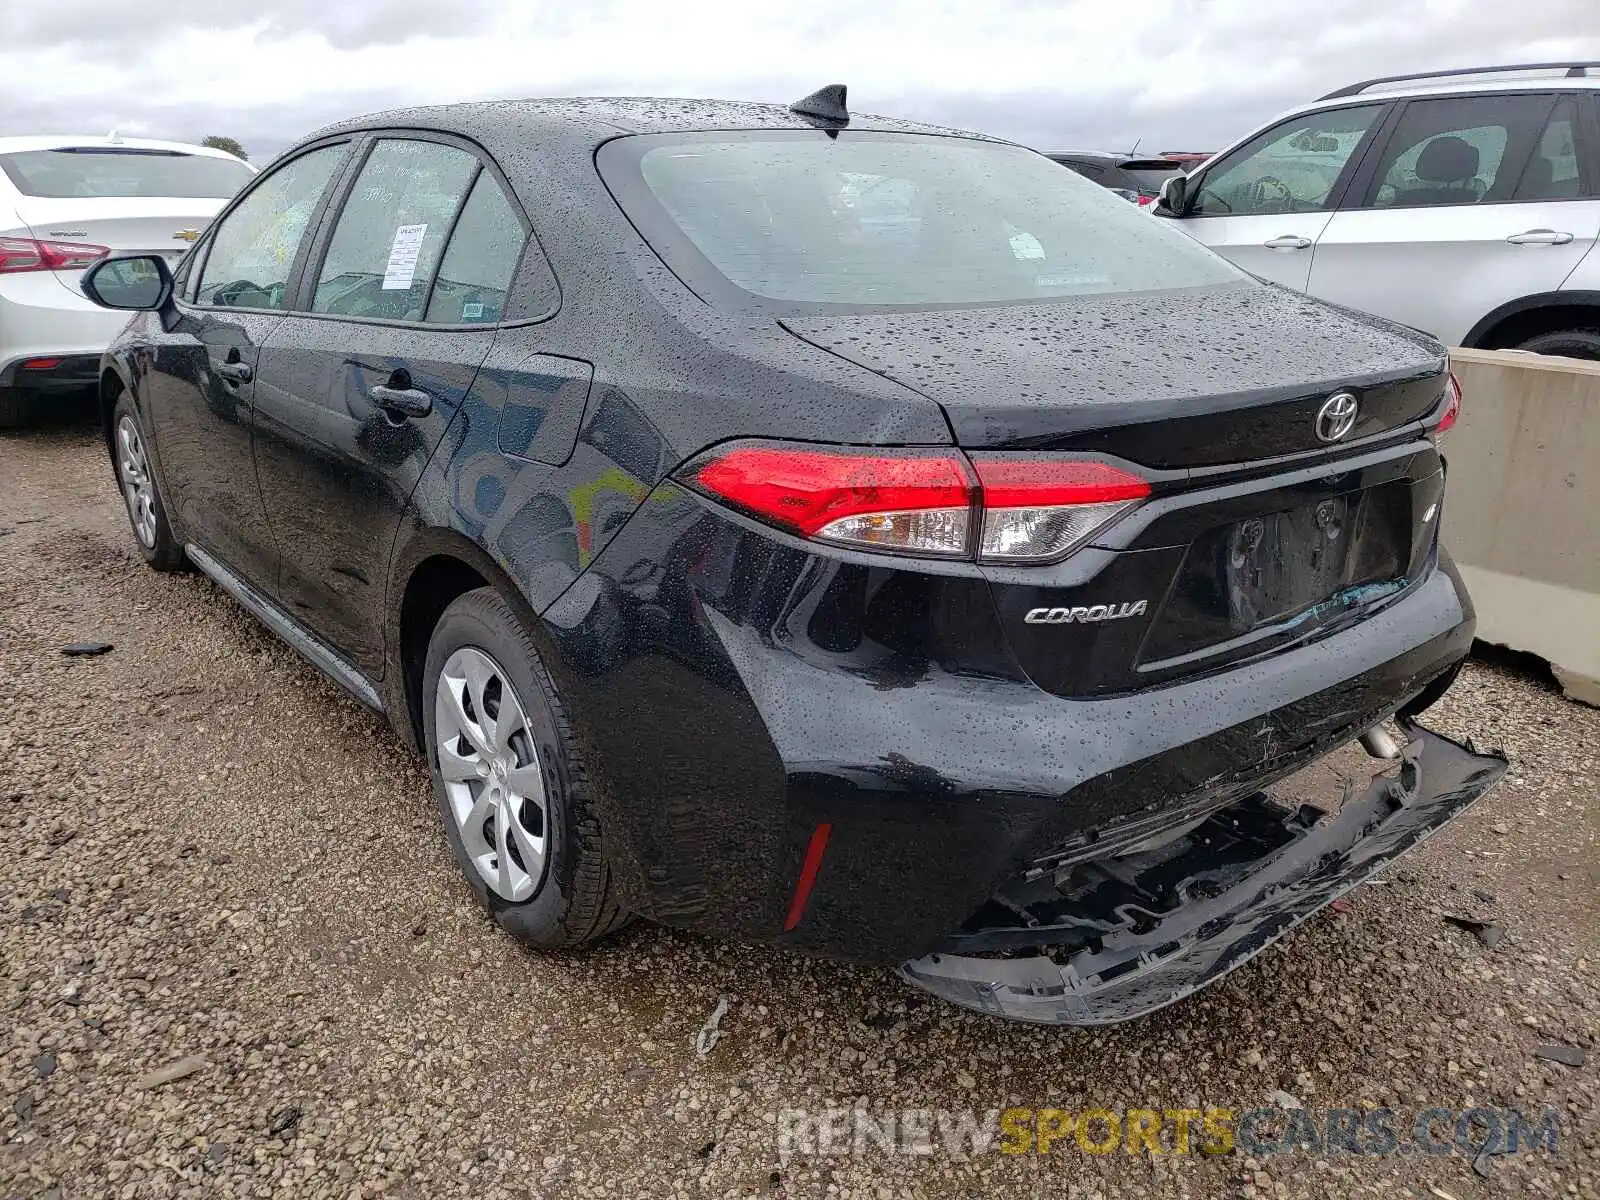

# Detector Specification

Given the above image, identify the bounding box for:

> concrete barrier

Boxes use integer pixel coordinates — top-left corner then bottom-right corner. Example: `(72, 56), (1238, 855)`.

(1443, 347), (1600, 706)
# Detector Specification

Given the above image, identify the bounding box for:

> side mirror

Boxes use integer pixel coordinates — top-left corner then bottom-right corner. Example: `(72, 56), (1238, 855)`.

(81, 253), (173, 311)
(1153, 173), (1189, 218)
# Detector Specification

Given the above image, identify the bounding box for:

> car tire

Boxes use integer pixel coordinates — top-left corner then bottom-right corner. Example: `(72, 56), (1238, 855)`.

(0, 388), (32, 430)
(1514, 327), (1600, 360)
(422, 586), (629, 949)
(111, 393), (187, 571)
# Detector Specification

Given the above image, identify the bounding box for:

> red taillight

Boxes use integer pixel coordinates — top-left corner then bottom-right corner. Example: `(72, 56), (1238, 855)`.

(21, 358), (64, 370)
(971, 458), (1151, 507)
(685, 443), (975, 556)
(682, 441), (1149, 563)
(1436, 372), (1462, 434)
(0, 236), (109, 275)
(1136, 194), (1156, 206)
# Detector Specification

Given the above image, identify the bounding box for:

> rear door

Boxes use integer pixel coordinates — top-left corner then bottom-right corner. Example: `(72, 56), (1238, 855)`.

(139, 141), (351, 589)
(251, 134), (531, 674)
(1167, 102), (1388, 288)
(1307, 92), (1600, 345)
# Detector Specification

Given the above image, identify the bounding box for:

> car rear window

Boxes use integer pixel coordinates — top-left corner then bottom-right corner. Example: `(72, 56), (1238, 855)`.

(1119, 161), (1185, 193)
(606, 131), (1247, 308)
(0, 148), (254, 199)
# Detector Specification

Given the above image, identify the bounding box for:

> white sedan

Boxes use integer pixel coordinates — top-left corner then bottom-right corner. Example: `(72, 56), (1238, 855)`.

(0, 135), (256, 427)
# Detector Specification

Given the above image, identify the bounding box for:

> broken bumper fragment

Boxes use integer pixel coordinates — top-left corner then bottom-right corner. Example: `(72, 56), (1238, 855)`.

(898, 721), (1507, 1025)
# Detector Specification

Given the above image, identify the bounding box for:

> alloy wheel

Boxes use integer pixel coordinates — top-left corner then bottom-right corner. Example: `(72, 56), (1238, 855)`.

(116, 415), (158, 548)
(434, 646), (549, 902)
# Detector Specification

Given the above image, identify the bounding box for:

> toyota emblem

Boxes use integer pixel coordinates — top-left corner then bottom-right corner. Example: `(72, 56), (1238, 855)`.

(1315, 391), (1359, 442)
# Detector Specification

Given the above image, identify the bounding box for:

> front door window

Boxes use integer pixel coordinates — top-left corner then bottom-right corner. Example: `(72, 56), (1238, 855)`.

(195, 144), (347, 309)
(1190, 105), (1384, 216)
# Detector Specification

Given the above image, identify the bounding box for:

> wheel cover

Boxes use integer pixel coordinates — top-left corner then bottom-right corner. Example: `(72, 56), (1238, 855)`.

(116, 416), (157, 549)
(433, 646), (549, 902)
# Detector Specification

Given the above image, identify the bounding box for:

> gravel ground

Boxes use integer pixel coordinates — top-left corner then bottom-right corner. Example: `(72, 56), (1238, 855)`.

(2, 420), (1596, 1200)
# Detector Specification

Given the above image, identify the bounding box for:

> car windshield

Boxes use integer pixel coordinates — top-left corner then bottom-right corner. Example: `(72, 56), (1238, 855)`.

(0, 148), (254, 199)
(615, 131), (1248, 307)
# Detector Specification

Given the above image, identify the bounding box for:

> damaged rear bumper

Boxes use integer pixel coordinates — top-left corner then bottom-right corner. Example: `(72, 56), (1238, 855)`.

(898, 720), (1507, 1025)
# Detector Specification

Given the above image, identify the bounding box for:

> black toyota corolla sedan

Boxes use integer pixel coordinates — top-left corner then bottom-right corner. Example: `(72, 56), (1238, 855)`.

(79, 87), (1504, 1024)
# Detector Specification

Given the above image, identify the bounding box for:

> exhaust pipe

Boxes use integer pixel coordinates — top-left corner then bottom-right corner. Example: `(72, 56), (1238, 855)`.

(1360, 725), (1402, 760)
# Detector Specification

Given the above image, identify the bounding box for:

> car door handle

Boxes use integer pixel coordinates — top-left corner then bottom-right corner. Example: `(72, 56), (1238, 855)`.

(1263, 235), (1312, 250)
(369, 384), (433, 419)
(1506, 229), (1574, 245)
(215, 361), (253, 383)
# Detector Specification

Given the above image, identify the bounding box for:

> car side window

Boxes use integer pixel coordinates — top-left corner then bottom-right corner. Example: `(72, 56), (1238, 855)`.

(1190, 104), (1383, 216)
(1512, 97), (1584, 201)
(194, 144), (347, 309)
(424, 172), (526, 324)
(1365, 94), (1556, 209)
(311, 138), (477, 322)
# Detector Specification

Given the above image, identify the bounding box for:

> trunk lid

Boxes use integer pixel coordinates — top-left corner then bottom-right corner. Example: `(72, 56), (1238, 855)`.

(779, 284), (1446, 465)
(782, 285), (1451, 696)
(14, 197), (228, 296)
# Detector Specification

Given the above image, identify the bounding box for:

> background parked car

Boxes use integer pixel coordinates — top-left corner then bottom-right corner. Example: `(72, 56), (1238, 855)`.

(1154, 62), (1600, 357)
(1045, 152), (1185, 206)
(0, 135), (255, 427)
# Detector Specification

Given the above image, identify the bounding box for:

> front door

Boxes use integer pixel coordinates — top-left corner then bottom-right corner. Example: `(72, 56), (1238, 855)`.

(250, 137), (530, 675)
(141, 142), (351, 588)
(1167, 102), (1388, 290)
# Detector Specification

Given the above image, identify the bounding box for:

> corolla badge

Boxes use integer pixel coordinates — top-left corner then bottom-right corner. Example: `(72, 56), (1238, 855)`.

(1315, 391), (1359, 442)
(1024, 600), (1148, 625)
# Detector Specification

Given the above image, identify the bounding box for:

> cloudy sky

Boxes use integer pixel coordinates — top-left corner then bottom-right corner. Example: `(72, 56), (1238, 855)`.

(5, 0), (1599, 163)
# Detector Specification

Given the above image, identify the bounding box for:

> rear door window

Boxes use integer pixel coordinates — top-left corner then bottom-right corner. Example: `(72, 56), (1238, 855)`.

(1511, 97), (1586, 200)
(194, 143), (348, 310)
(424, 172), (527, 324)
(311, 139), (477, 322)
(1363, 93), (1557, 208)
(1190, 105), (1385, 216)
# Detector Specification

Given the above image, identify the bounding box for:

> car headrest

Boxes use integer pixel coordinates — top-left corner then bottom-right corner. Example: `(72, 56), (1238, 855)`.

(1415, 136), (1479, 184)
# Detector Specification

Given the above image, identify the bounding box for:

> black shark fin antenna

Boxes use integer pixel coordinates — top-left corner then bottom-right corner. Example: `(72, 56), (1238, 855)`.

(789, 84), (850, 130)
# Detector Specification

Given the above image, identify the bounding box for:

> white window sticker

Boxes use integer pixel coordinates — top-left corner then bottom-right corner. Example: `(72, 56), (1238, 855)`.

(381, 223), (428, 290)
(461, 302), (485, 320)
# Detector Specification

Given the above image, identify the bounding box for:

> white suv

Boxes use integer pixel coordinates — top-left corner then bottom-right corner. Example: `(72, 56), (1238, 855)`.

(0, 136), (255, 427)
(1156, 62), (1600, 357)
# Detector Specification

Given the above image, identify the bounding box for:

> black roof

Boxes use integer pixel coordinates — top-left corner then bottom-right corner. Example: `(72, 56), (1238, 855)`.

(310, 96), (999, 149)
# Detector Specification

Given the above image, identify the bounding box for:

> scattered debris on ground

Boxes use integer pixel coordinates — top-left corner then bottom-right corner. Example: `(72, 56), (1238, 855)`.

(695, 996), (731, 1057)
(57, 641), (112, 657)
